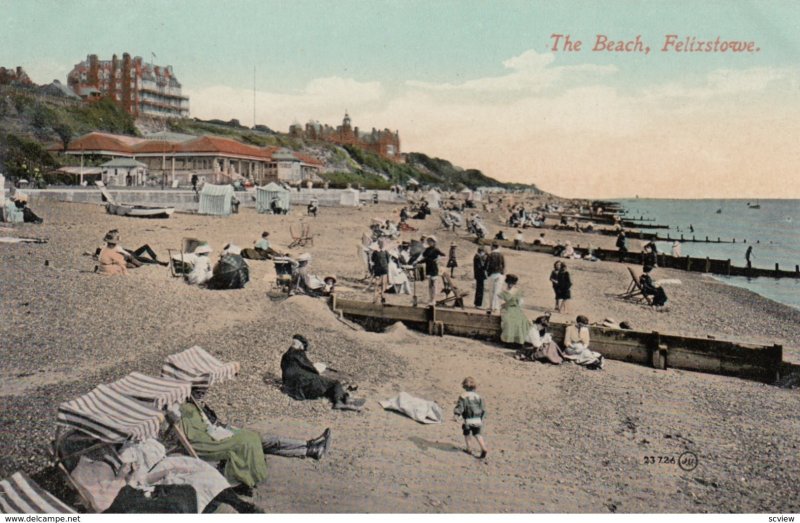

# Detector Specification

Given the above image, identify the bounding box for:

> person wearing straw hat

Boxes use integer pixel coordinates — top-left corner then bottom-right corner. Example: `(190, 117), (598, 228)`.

(97, 230), (128, 276)
(416, 236), (445, 306)
(187, 243), (214, 285)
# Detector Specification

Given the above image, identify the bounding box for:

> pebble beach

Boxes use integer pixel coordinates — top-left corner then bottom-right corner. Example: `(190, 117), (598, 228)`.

(1, 199), (798, 513)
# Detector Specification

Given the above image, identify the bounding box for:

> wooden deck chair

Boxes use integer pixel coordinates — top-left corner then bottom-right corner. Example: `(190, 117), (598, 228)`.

(617, 266), (653, 305)
(52, 384), (169, 510)
(168, 237), (202, 277)
(437, 273), (469, 308)
(0, 472), (75, 514)
(160, 346), (240, 387)
(288, 222), (313, 248)
(105, 372), (198, 458)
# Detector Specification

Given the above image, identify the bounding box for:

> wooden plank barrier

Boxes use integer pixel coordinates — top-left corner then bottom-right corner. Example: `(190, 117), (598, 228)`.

(330, 297), (783, 384)
(474, 238), (800, 279)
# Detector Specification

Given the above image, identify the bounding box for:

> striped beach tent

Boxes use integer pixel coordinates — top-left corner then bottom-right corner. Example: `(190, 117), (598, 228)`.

(0, 472), (75, 514)
(57, 384), (165, 443)
(160, 346), (240, 387)
(106, 372), (193, 409)
(198, 184), (234, 216)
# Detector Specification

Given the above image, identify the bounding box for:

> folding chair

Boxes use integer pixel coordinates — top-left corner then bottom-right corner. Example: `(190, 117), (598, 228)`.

(437, 273), (469, 308)
(616, 266), (654, 306)
(0, 472), (75, 514)
(105, 372), (197, 458)
(288, 223), (313, 248)
(52, 384), (168, 510)
(160, 346), (240, 387)
(168, 237), (202, 278)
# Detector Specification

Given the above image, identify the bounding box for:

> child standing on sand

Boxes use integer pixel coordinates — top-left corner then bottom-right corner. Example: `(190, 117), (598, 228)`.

(453, 376), (488, 459)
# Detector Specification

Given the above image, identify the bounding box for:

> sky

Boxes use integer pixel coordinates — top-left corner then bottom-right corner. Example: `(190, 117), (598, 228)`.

(2, 0), (799, 198)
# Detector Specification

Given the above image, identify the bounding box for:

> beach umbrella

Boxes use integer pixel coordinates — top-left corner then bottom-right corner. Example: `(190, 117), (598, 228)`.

(207, 254), (250, 290)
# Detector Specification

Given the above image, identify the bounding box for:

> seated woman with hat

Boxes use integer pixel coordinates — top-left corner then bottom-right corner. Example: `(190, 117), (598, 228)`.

(186, 243), (214, 285)
(280, 334), (364, 411)
(292, 253), (336, 297)
(97, 230), (128, 276)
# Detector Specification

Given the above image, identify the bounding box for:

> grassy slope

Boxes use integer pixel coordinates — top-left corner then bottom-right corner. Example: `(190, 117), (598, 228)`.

(0, 85), (539, 191)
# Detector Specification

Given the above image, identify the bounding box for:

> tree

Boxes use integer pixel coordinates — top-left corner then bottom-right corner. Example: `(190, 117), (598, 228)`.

(53, 122), (74, 151)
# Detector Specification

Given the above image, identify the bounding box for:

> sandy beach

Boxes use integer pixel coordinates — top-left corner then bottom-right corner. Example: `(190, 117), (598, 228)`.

(1, 199), (799, 513)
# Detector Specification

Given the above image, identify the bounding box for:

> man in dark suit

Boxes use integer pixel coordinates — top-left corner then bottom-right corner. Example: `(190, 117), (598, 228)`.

(472, 246), (488, 308)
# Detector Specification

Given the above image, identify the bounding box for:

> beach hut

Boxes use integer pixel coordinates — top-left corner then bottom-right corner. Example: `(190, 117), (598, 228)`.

(256, 182), (291, 213)
(425, 189), (441, 209)
(198, 183), (234, 216)
(340, 188), (360, 207)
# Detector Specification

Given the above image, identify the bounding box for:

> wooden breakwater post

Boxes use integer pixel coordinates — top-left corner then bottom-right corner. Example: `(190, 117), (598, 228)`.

(330, 298), (784, 383)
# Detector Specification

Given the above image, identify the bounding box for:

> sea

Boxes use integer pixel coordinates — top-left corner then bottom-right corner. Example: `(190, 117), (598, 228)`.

(613, 199), (800, 310)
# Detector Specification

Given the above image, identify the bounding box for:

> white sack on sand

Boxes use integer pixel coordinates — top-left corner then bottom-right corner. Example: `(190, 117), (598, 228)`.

(379, 392), (443, 424)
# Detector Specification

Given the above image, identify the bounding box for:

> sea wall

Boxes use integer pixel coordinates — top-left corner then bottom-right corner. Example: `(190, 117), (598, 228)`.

(20, 187), (407, 210)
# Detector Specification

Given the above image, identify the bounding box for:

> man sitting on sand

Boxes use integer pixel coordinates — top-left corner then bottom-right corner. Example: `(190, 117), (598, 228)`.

(173, 383), (332, 496)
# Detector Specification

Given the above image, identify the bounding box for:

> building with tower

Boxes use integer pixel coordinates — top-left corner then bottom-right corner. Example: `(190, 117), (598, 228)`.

(290, 112), (401, 161)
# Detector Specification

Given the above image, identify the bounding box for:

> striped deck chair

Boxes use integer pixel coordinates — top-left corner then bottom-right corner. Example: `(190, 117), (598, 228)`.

(104, 372), (198, 458)
(161, 346), (240, 387)
(106, 372), (192, 410)
(57, 384), (164, 444)
(0, 472), (75, 514)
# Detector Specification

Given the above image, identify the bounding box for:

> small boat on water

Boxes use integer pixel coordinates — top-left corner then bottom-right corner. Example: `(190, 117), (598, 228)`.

(105, 203), (174, 219)
(748, 200), (761, 209)
(716, 208), (722, 214)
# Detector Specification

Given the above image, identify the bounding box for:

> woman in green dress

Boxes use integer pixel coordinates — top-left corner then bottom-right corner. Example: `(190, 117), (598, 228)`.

(499, 274), (530, 347)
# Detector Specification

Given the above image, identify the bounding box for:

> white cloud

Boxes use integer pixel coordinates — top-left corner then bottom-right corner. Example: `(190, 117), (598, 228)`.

(185, 50), (800, 198)
(407, 49), (616, 94)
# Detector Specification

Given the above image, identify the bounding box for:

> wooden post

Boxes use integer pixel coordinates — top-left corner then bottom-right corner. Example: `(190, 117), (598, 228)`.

(774, 344), (783, 383)
(681, 234), (684, 241)
(686, 256), (691, 271)
(726, 259), (731, 276)
(428, 305), (437, 335)
(651, 332), (667, 370)
(705, 257), (710, 273)
(775, 263), (779, 277)
(705, 236), (709, 242)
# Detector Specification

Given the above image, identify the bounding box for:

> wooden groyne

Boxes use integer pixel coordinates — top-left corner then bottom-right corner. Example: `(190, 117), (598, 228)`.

(476, 238), (800, 279)
(330, 297), (783, 383)
(541, 225), (738, 244)
(544, 213), (670, 229)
